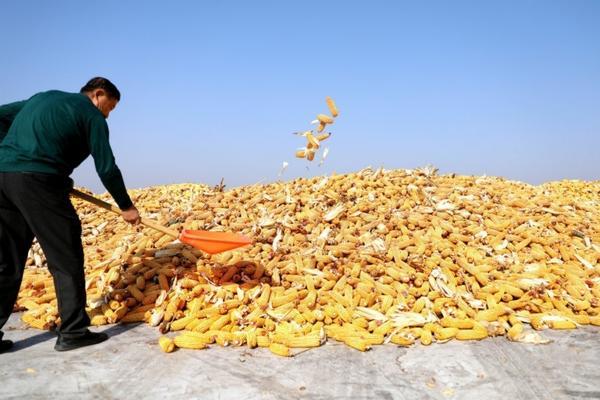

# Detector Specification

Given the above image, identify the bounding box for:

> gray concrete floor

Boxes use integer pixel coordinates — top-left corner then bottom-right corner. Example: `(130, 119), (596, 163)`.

(1, 313), (599, 400)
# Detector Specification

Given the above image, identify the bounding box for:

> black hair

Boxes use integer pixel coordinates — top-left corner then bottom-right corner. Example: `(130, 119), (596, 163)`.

(80, 77), (121, 101)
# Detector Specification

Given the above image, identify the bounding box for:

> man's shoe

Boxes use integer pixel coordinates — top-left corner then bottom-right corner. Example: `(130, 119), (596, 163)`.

(54, 330), (108, 352)
(0, 340), (14, 353)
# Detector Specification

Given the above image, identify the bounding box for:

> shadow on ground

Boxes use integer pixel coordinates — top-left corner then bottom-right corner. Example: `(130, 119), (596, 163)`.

(6, 321), (141, 353)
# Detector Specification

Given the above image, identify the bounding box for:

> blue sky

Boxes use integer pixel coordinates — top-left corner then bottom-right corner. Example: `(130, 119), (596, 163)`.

(1, 1), (599, 192)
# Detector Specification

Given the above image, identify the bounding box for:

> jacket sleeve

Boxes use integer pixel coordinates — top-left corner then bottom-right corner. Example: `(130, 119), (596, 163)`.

(87, 115), (133, 210)
(0, 100), (27, 142)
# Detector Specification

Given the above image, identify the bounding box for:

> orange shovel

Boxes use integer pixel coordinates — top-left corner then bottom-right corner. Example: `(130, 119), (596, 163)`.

(70, 188), (252, 254)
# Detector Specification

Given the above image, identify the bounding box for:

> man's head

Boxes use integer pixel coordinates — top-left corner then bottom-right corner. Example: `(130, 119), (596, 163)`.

(80, 77), (121, 118)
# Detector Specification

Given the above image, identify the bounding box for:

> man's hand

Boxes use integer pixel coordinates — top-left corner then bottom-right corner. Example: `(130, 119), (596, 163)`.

(121, 205), (141, 225)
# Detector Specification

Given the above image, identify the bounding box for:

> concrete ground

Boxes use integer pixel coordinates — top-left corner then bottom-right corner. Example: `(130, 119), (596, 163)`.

(0, 313), (598, 400)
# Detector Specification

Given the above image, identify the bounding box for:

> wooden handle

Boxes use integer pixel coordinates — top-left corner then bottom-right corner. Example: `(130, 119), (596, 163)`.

(70, 188), (180, 239)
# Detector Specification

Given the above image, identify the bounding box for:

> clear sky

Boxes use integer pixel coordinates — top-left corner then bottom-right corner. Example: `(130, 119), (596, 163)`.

(1, 1), (599, 193)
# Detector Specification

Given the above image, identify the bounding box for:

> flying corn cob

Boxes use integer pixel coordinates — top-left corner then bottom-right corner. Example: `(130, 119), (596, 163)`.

(306, 133), (320, 149)
(326, 96), (339, 117)
(316, 132), (331, 142)
(317, 114), (334, 124)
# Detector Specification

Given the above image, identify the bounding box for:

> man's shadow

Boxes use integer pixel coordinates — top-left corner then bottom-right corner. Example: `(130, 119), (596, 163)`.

(6, 322), (142, 353)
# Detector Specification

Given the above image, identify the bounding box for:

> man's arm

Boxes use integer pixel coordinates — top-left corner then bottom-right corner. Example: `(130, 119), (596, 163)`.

(87, 115), (135, 211)
(0, 100), (27, 141)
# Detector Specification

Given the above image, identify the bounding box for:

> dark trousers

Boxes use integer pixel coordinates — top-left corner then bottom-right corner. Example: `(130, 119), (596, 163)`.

(0, 172), (90, 340)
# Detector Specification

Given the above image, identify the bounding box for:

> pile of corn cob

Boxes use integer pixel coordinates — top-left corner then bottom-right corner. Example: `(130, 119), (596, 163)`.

(15, 167), (600, 356)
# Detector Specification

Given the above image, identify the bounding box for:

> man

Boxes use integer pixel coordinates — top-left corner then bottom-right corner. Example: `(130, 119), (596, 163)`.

(0, 77), (140, 352)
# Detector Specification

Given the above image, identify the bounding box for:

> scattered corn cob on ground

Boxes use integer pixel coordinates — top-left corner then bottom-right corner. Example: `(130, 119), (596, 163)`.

(15, 166), (600, 355)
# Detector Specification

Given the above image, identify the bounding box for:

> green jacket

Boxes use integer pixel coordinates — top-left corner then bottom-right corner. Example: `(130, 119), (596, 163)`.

(0, 90), (132, 209)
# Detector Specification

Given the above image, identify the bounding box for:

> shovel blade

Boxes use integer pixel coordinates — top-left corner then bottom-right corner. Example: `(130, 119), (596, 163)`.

(179, 229), (252, 254)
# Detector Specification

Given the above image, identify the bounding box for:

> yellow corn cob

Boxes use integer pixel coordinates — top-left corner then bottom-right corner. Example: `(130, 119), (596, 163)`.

(90, 315), (107, 326)
(359, 333), (385, 345)
(210, 315), (230, 331)
(256, 285), (271, 308)
(344, 337), (370, 351)
(269, 342), (291, 357)
(29, 318), (52, 330)
(283, 335), (322, 348)
(306, 133), (320, 149)
(507, 323), (524, 341)
(316, 132), (331, 142)
(390, 335), (415, 346)
(257, 335), (271, 347)
(475, 306), (508, 322)
(246, 330), (258, 348)
(456, 328), (488, 341)
(530, 315), (547, 330)
(317, 114), (334, 124)
(192, 316), (218, 333)
(507, 314), (521, 326)
(325, 96), (339, 117)
(439, 317), (475, 329)
(420, 329), (433, 346)
(434, 327), (458, 341)
(21, 299), (40, 310)
(549, 320), (577, 330)
(271, 291), (298, 308)
(108, 305), (128, 323)
(120, 311), (147, 323)
(170, 315), (196, 331)
(373, 321), (393, 336)
(352, 317), (369, 330)
(158, 336), (175, 353)
(174, 334), (208, 349)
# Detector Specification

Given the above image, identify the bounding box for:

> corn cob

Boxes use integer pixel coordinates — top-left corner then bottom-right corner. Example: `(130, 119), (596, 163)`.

(174, 334), (208, 350)
(317, 114), (334, 124)
(325, 96), (339, 117)
(316, 132), (331, 142)
(269, 342), (291, 357)
(344, 337), (370, 351)
(306, 133), (320, 149)
(456, 328), (488, 341)
(159, 336), (175, 353)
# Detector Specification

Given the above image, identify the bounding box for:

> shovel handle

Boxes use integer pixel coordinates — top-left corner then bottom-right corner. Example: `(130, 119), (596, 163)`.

(70, 188), (180, 239)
